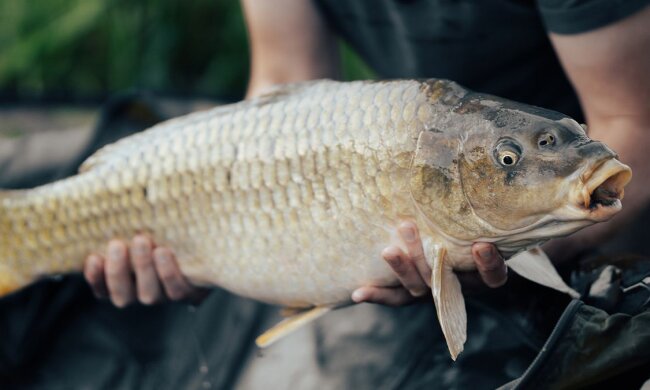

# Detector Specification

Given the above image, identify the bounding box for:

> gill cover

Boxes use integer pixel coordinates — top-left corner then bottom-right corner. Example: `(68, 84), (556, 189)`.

(410, 129), (491, 240)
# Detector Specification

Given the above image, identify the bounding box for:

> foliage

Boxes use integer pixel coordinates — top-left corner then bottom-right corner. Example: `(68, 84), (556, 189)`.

(0, 0), (374, 101)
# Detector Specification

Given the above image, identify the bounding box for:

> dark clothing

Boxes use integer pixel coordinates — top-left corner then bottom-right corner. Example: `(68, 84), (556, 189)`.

(0, 277), (266, 389)
(501, 301), (650, 389)
(316, 0), (649, 121)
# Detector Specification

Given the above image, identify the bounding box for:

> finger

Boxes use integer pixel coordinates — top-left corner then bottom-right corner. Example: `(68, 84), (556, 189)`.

(351, 286), (415, 307)
(398, 221), (432, 287)
(84, 253), (108, 299)
(131, 235), (164, 305)
(105, 240), (136, 308)
(153, 247), (194, 301)
(472, 243), (508, 288)
(382, 246), (428, 297)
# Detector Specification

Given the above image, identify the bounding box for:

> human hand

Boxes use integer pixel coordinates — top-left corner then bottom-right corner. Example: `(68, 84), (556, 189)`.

(351, 221), (507, 306)
(83, 235), (209, 307)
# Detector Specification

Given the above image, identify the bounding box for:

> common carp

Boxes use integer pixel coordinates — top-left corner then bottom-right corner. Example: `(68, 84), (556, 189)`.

(0, 79), (632, 359)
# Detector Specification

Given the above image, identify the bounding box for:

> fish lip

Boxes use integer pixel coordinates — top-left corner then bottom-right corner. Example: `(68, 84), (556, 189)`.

(577, 158), (632, 220)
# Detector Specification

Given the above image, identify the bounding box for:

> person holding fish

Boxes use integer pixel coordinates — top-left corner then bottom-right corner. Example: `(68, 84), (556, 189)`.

(83, 1), (649, 309)
(69, 0), (650, 387)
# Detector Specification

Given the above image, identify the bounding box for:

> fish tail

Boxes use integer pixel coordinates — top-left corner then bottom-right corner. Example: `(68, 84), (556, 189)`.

(0, 190), (29, 297)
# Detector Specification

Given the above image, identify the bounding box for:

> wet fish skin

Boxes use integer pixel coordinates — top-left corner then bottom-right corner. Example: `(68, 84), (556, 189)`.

(0, 79), (631, 359)
(0, 80), (434, 302)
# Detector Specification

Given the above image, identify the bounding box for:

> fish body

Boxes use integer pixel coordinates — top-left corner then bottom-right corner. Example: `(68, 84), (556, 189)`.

(0, 79), (631, 359)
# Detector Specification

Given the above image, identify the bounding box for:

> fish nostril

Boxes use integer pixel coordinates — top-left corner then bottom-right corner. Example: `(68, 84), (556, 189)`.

(538, 133), (556, 148)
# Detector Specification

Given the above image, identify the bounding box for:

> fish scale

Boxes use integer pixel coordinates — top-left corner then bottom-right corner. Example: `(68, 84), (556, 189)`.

(0, 80), (429, 304)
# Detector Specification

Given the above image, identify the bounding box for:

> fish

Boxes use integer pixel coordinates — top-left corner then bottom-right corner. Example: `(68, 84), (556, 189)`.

(0, 79), (632, 360)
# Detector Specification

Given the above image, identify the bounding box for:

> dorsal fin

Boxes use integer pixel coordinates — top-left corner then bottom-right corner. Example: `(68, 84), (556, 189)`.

(78, 143), (119, 173)
(78, 104), (238, 173)
(251, 80), (324, 107)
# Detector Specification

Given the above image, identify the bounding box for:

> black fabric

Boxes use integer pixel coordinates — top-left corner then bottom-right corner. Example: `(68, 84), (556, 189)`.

(537, 0), (650, 34)
(315, 0), (581, 120)
(0, 277), (267, 389)
(316, 0), (648, 122)
(501, 302), (650, 390)
(500, 256), (650, 389)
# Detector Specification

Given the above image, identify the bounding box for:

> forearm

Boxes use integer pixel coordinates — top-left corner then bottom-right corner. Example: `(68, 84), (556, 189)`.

(242, 0), (340, 99)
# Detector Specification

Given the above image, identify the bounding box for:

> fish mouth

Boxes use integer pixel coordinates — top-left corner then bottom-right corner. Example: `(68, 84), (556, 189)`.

(578, 158), (632, 220)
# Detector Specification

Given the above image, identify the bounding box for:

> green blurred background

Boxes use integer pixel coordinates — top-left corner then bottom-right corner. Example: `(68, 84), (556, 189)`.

(0, 0), (374, 103)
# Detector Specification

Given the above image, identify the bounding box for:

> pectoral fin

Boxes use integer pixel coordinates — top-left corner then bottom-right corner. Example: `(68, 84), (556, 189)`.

(506, 247), (579, 298)
(255, 305), (335, 348)
(430, 246), (467, 360)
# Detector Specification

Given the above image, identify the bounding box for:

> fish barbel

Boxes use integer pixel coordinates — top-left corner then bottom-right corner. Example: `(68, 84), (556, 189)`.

(0, 79), (631, 359)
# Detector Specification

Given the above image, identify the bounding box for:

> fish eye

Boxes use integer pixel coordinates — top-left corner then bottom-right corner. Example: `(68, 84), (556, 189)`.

(495, 139), (521, 167)
(498, 150), (518, 166)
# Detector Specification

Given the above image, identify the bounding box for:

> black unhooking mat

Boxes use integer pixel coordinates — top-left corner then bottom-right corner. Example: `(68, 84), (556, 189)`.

(0, 277), (266, 389)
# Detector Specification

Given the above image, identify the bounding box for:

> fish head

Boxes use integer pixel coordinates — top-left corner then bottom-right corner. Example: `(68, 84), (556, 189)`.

(411, 92), (632, 243)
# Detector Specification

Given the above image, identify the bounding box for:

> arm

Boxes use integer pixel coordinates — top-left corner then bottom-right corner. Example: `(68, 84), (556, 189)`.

(544, 6), (650, 262)
(242, 0), (340, 97)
